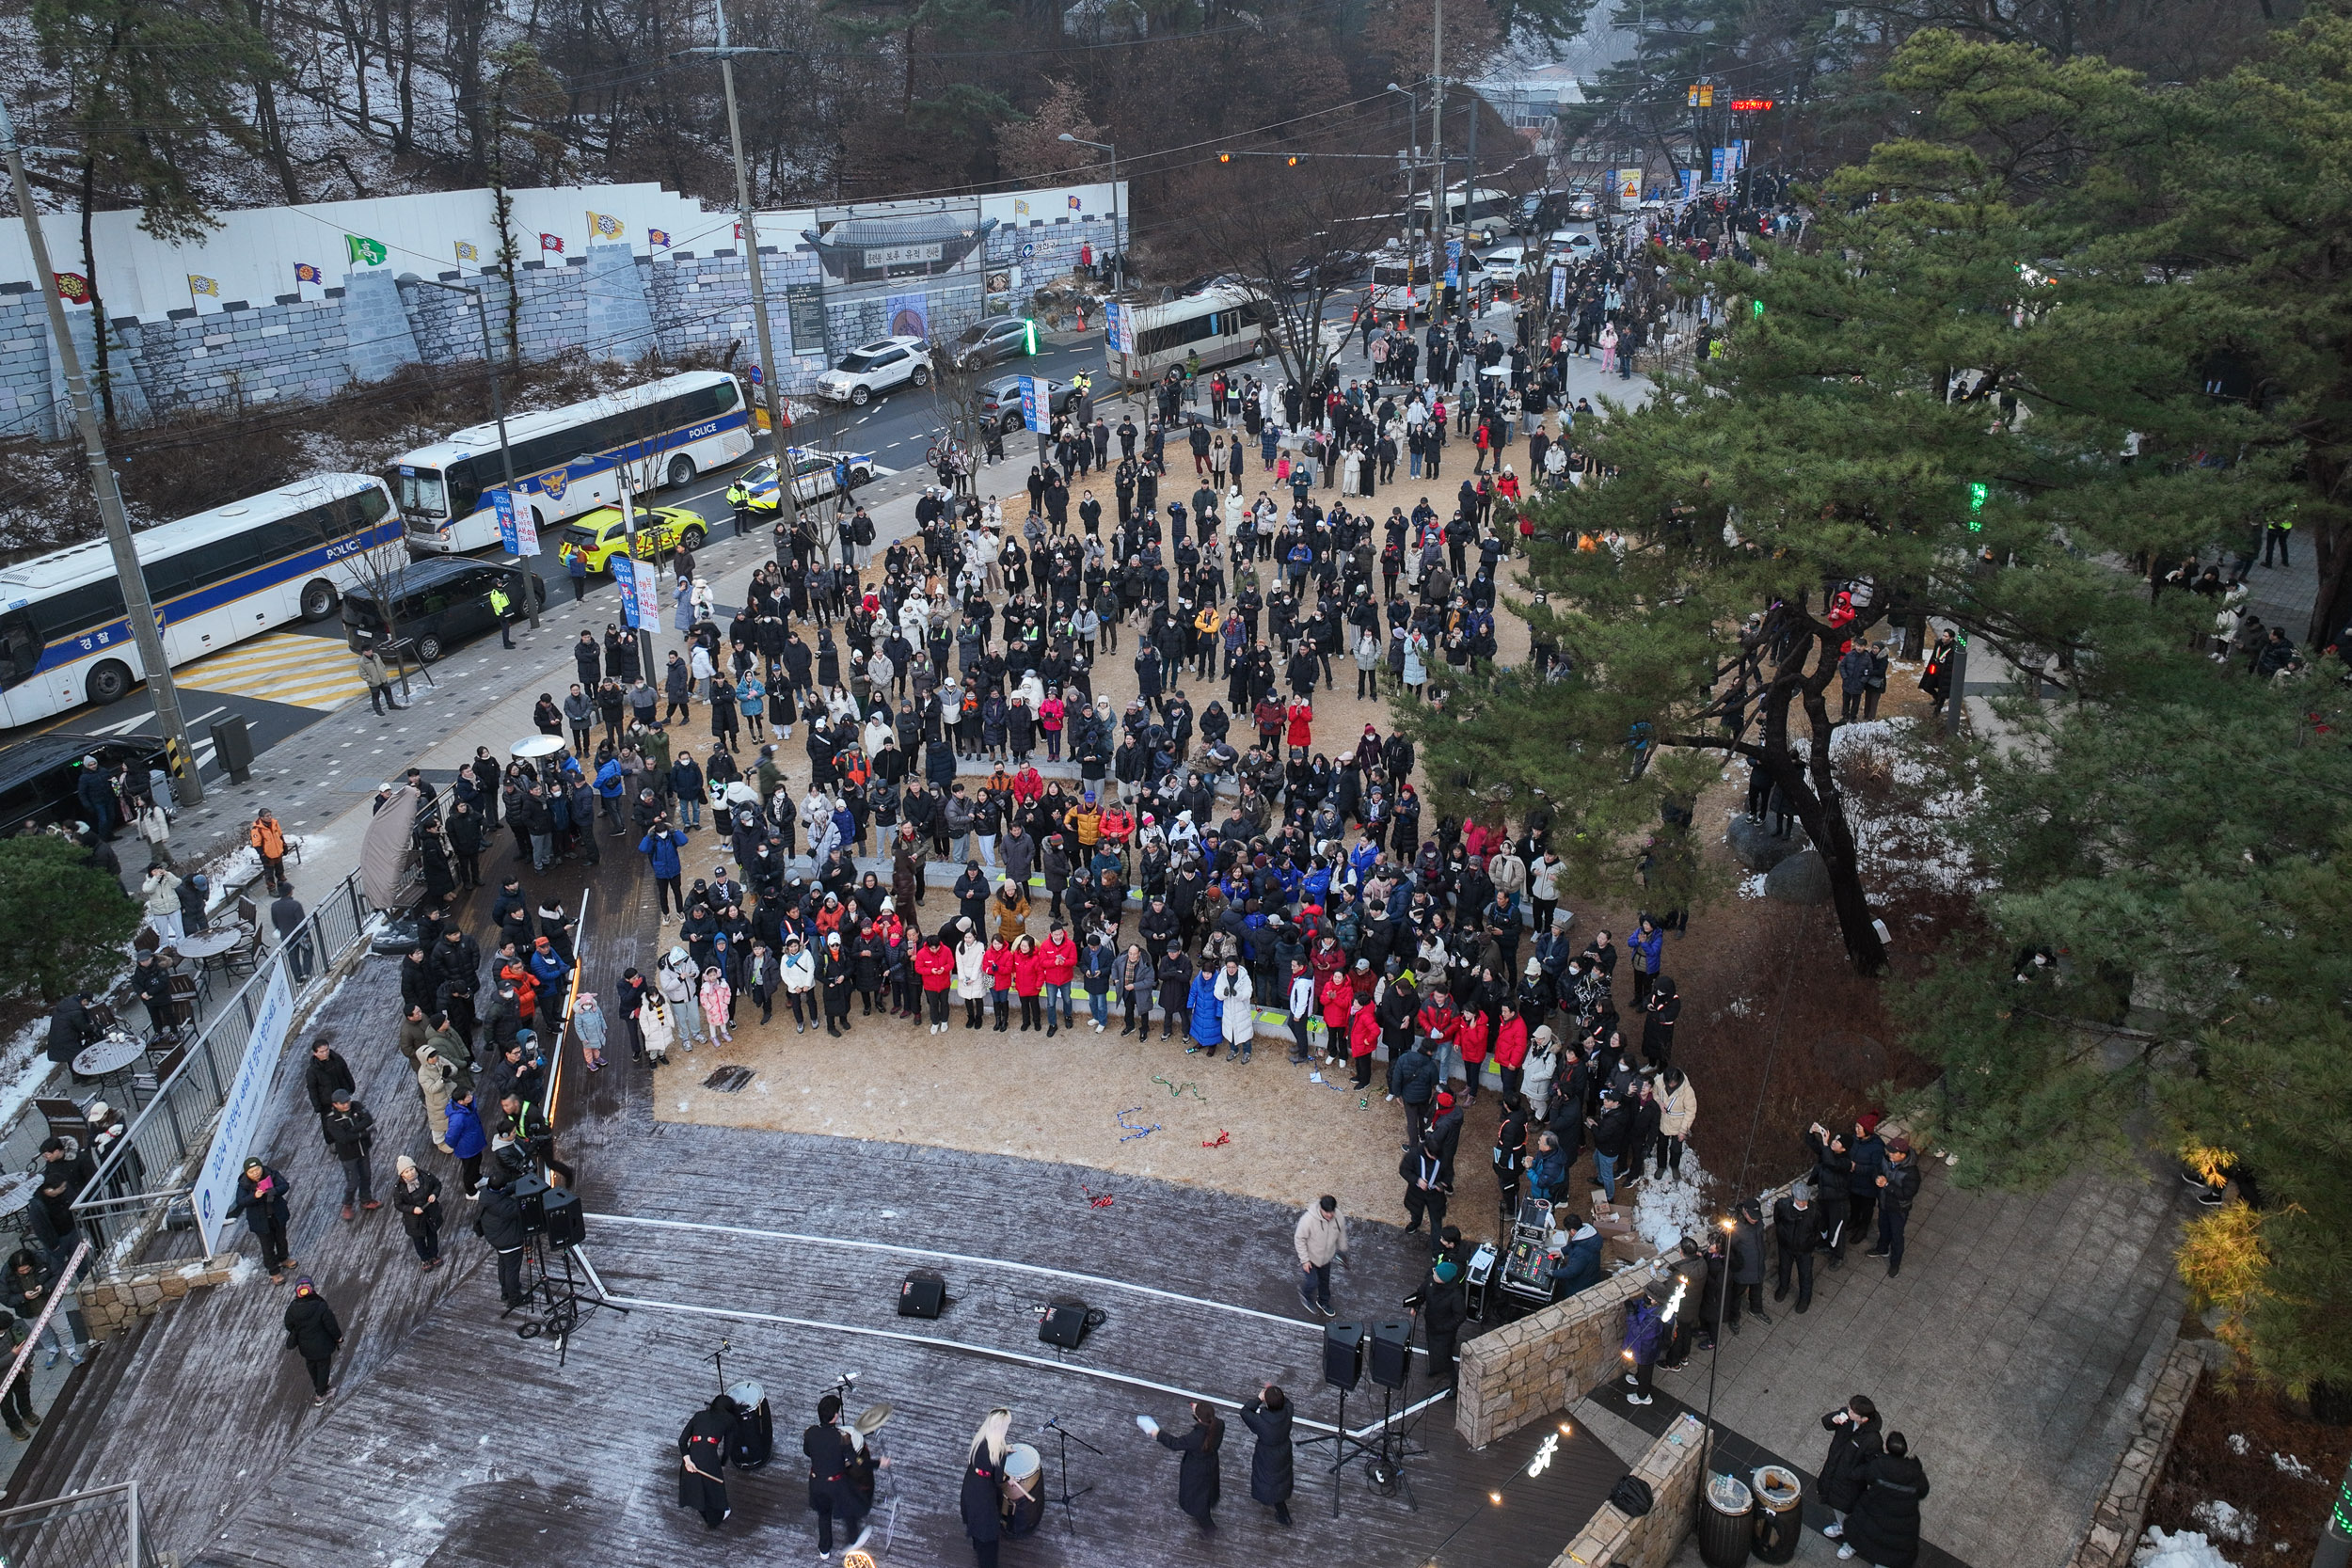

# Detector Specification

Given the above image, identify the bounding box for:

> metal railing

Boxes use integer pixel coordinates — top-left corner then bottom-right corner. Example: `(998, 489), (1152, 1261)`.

(67, 869), (375, 1275)
(0, 1481), (161, 1568)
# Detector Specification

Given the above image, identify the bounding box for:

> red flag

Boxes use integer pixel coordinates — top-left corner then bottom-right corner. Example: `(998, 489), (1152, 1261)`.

(54, 272), (91, 304)
(540, 233), (565, 254)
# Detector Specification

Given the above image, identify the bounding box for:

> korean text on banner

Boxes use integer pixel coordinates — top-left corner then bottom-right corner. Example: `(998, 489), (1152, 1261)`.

(491, 487), (518, 553)
(192, 959), (299, 1255)
(1444, 237), (1463, 288)
(1710, 148), (1727, 183)
(628, 559), (661, 629)
(1550, 265), (1567, 308)
(1681, 168), (1700, 201)
(615, 555), (641, 626)
(1104, 301), (1134, 356)
(1019, 375), (1048, 434)
(511, 504), (539, 556)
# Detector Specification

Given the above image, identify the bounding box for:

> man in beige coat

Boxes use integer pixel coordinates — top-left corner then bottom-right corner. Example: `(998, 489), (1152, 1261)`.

(415, 1045), (457, 1154)
(1293, 1195), (1348, 1319)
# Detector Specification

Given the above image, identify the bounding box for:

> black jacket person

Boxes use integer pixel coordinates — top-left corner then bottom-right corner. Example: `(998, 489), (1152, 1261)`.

(1239, 1386), (1295, 1526)
(1415, 1257), (1471, 1387)
(678, 1396), (736, 1529)
(281, 1277), (342, 1402)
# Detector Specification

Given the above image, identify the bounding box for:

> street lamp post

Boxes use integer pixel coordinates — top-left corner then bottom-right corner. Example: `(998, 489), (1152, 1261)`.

(0, 94), (203, 803)
(1057, 133), (1122, 300)
(404, 275), (535, 630)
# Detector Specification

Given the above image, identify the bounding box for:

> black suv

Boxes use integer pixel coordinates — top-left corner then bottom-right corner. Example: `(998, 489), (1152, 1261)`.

(341, 557), (546, 663)
(0, 732), (170, 838)
(977, 373), (1078, 434)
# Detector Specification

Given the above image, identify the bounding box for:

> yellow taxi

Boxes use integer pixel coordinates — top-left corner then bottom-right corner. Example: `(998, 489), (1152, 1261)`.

(556, 504), (709, 573)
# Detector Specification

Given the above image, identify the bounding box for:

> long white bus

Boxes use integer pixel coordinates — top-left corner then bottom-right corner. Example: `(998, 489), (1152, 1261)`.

(1369, 247), (1486, 319)
(1412, 184), (1517, 242)
(1107, 287), (1272, 385)
(0, 473), (400, 723)
(393, 370), (753, 554)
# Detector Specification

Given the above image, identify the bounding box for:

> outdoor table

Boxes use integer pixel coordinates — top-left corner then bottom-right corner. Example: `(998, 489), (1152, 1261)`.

(168, 927), (244, 963)
(0, 1170), (40, 1222)
(72, 1036), (148, 1081)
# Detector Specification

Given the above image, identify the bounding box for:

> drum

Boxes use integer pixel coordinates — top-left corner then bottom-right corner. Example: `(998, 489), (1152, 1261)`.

(1002, 1443), (1045, 1537)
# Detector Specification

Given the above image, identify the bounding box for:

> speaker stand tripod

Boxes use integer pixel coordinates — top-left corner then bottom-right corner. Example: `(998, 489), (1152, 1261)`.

(1298, 1385), (1388, 1517)
(1040, 1416), (1099, 1533)
(508, 1235), (628, 1366)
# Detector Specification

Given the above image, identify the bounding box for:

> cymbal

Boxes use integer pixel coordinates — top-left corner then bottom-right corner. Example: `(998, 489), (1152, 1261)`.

(852, 1402), (896, 1436)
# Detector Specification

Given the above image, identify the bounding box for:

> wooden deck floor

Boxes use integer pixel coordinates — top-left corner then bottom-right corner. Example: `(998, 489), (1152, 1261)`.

(6, 847), (1622, 1568)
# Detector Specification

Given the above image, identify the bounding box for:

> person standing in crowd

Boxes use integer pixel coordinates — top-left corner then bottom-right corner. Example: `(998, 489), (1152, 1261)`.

(1413, 1255), (1470, 1388)
(1725, 1197), (1770, 1330)
(678, 1394), (737, 1529)
(323, 1089), (380, 1222)
(961, 1410), (1014, 1568)
(281, 1276), (342, 1407)
(1144, 1402), (1224, 1532)
(476, 1174), (530, 1309)
(1868, 1137), (1921, 1276)
(1840, 1432), (1930, 1566)
(392, 1155), (444, 1272)
(1239, 1385), (1295, 1527)
(228, 1157), (294, 1284)
(1293, 1194), (1345, 1318)
(1773, 1180), (1824, 1312)
(803, 1392), (874, 1558)
(1819, 1395), (1884, 1544)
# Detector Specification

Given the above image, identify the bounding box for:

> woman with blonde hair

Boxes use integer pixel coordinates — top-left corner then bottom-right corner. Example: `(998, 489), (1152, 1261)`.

(961, 1408), (1021, 1567)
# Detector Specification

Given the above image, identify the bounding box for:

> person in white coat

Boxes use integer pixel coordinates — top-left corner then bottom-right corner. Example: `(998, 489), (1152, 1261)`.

(658, 945), (706, 1048)
(779, 936), (819, 1033)
(1214, 959), (1255, 1061)
(954, 928), (989, 1029)
(141, 866), (184, 939)
(1520, 1025), (1560, 1118)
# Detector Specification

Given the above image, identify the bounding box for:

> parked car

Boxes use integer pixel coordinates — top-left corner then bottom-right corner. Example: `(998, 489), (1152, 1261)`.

(947, 316), (1035, 369)
(815, 337), (932, 404)
(557, 504), (707, 573)
(0, 732), (170, 838)
(1285, 250), (1369, 290)
(977, 373), (1079, 434)
(1565, 191), (1601, 221)
(724, 447), (880, 515)
(1548, 229), (1598, 261)
(341, 558), (546, 664)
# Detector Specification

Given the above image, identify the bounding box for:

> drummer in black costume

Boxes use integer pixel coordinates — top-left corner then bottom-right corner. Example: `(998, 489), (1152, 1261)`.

(803, 1392), (873, 1559)
(961, 1408), (1029, 1568)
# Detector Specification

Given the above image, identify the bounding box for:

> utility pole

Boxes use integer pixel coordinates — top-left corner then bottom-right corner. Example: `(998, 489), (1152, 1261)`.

(1429, 0), (1447, 327)
(0, 95), (202, 804)
(681, 0), (800, 543)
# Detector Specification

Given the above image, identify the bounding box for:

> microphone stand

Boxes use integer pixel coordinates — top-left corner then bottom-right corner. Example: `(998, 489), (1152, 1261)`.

(707, 1339), (731, 1395)
(1040, 1415), (1099, 1534)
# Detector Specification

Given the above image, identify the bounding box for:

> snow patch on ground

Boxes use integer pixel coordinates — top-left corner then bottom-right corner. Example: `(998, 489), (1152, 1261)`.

(2137, 1528), (2242, 1568)
(1632, 1164), (1715, 1253)
(1833, 717), (1989, 895)
(2191, 1501), (2256, 1544)
(1738, 872), (1768, 899)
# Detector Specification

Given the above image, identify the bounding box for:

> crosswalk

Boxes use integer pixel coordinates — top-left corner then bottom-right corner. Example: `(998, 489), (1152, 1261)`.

(177, 632), (367, 710)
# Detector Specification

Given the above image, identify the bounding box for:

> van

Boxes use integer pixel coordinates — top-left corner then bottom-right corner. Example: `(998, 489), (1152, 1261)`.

(341, 557), (547, 663)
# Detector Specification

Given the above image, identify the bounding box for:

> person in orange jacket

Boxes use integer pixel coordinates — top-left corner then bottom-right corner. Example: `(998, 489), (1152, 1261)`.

(982, 936), (1017, 1031)
(914, 933), (955, 1035)
(1348, 998), (1382, 1089)
(1011, 936), (1046, 1031)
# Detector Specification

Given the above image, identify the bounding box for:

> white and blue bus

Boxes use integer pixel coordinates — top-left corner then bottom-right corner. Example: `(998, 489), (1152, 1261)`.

(393, 370), (753, 554)
(0, 473), (401, 723)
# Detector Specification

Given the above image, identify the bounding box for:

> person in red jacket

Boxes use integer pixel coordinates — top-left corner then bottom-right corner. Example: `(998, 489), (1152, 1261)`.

(1491, 1002), (1531, 1101)
(1348, 998), (1382, 1089)
(1454, 1006), (1491, 1102)
(1037, 924), (1079, 1036)
(1285, 698), (1313, 752)
(982, 937), (1017, 1032)
(914, 934), (955, 1036)
(1011, 936), (1046, 1032)
(1318, 970), (1356, 1042)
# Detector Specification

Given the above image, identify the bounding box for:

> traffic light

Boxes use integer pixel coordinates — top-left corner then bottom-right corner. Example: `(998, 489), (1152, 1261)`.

(1218, 151), (1232, 163)
(1967, 481), (1988, 531)
(1287, 155), (1299, 166)
(1021, 318), (1038, 355)
(1751, 298), (1764, 319)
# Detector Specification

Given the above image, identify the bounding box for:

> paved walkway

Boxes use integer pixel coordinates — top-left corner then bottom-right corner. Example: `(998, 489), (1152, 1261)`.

(1580, 1161), (2195, 1568)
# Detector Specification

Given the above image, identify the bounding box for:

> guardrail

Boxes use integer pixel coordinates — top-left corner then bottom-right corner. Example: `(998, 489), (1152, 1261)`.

(0, 1481), (163, 1568)
(66, 869), (375, 1275)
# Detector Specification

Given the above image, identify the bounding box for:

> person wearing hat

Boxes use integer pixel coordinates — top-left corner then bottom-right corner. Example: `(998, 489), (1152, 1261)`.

(1724, 1198), (1772, 1331)
(1411, 1254), (1471, 1389)
(392, 1155), (444, 1271)
(1846, 1113), (1890, 1248)
(803, 1390), (874, 1557)
(1867, 1138), (1921, 1276)
(1773, 1180), (1826, 1311)
(281, 1275), (342, 1406)
(226, 1157), (295, 1283)
(322, 1089), (380, 1222)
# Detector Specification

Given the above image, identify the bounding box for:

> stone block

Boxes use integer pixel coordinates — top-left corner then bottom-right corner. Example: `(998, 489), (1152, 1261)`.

(129, 1281), (163, 1307)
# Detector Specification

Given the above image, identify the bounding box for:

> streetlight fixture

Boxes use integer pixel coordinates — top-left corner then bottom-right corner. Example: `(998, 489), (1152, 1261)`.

(0, 94), (203, 802)
(401, 276), (536, 630)
(1057, 133), (1123, 299)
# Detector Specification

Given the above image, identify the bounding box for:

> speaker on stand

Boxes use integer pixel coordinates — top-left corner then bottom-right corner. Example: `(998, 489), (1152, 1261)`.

(1362, 1318), (1422, 1510)
(1297, 1319), (1387, 1517)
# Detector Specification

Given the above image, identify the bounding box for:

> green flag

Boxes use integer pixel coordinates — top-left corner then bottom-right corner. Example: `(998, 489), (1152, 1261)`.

(344, 233), (388, 266)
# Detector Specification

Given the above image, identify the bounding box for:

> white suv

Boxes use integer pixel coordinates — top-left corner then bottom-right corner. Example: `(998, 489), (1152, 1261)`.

(817, 337), (933, 405)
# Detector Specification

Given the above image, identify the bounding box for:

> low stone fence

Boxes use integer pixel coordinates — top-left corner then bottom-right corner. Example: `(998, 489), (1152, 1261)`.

(1456, 1266), (1654, 1449)
(76, 1254), (240, 1341)
(2067, 1341), (2206, 1568)
(1555, 1412), (1708, 1568)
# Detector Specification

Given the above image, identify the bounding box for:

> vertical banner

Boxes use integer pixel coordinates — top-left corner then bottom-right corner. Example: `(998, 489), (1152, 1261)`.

(192, 959), (298, 1255)
(1018, 374), (1048, 433)
(1682, 168), (1701, 201)
(615, 552), (641, 626)
(1549, 265), (1567, 308)
(512, 503), (539, 556)
(1104, 301), (1135, 355)
(1710, 148), (1728, 183)
(492, 487), (518, 553)
(628, 559), (660, 629)
(1443, 237), (1463, 288)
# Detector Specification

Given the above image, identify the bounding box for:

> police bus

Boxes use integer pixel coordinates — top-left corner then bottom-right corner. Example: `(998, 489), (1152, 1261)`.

(0, 473), (400, 723)
(392, 370), (752, 554)
(1105, 287), (1272, 385)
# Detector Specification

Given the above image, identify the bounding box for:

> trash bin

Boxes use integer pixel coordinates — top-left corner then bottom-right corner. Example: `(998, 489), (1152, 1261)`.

(1699, 1471), (1755, 1568)
(1751, 1465), (1804, 1563)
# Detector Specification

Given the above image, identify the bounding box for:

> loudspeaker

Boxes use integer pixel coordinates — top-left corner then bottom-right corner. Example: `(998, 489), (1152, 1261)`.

(540, 1186), (584, 1249)
(512, 1175), (551, 1234)
(1368, 1317), (1413, 1389)
(898, 1270), (946, 1319)
(1039, 1297), (1089, 1350)
(1324, 1319), (1365, 1390)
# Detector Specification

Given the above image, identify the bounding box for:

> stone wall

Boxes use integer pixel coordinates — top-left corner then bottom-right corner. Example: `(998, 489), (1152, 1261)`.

(76, 1253), (242, 1341)
(1457, 1264), (1655, 1449)
(2067, 1341), (2206, 1568)
(1553, 1413), (1708, 1568)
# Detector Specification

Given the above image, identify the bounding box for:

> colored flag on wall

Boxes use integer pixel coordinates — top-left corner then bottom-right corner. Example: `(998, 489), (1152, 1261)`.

(53, 273), (90, 304)
(541, 233), (565, 253)
(1014, 198), (1029, 216)
(455, 241), (480, 263)
(345, 233), (388, 265)
(1068, 195), (1082, 210)
(187, 275), (220, 297)
(648, 229), (672, 247)
(588, 211), (624, 239)
(294, 262), (322, 285)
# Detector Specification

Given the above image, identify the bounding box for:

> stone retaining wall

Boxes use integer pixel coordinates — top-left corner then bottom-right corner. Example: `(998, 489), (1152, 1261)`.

(1554, 1412), (1708, 1568)
(2067, 1341), (2205, 1568)
(75, 1254), (241, 1341)
(1456, 1265), (1654, 1449)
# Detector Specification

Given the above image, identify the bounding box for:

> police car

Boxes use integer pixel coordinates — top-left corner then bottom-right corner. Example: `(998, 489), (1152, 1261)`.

(723, 447), (879, 515)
